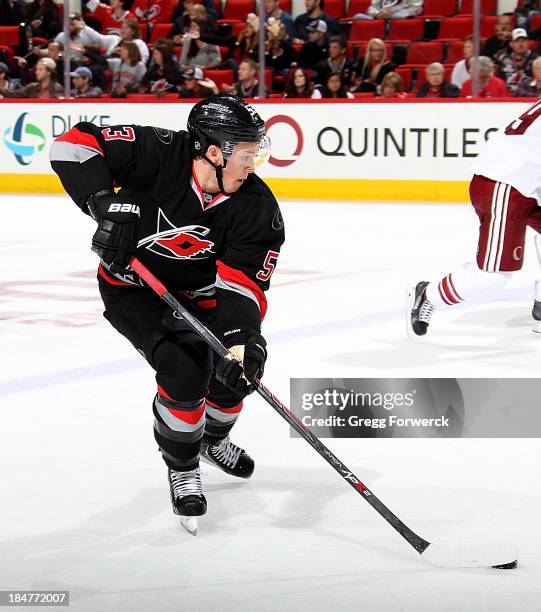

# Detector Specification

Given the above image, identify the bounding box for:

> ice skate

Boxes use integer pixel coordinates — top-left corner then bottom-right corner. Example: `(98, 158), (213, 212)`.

(532, 299), (541, 334)
(407, 281), (435, 336)
(200, 435), (254, 478)
(168, 467), (207, 536)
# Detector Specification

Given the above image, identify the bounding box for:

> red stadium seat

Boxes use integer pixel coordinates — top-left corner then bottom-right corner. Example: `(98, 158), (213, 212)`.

(231, 21), (246, 36)
(205, 69), (234, 89)
(387, 18), (424, 41)
(459, 0), (497, 14)
(395, 67), (412, 90)
(423, 0), (457, 17)
(149, 23), (173, 44)
(405, 41), (443, 65)
(139, 23), (149, 41)
(0, 26), (19, 46)
(324, 0), (345, 19)
(446, 39), (464, 64)
(531, 14), (541, 31)
(350, 19), (385, 40)
(346, 0), (371, 18)
(438, 16), (473, 39)
(221, 0), (255, 21)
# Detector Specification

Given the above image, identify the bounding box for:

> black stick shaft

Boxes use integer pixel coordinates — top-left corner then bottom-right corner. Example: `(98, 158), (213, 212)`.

(130, 257), (430, 555)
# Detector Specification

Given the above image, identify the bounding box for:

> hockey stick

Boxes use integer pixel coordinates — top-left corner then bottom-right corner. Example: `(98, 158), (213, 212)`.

(129, 256), (518, 569)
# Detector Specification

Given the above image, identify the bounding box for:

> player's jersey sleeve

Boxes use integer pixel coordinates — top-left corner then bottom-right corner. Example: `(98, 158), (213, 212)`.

(49, 122), (164, 212)
(214, 184), (285, 339)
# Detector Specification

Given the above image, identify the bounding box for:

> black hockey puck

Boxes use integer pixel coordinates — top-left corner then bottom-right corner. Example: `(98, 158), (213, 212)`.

(492, 560), (518, 569)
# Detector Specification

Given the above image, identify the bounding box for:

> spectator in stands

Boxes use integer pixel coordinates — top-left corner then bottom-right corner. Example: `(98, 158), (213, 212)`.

(353, 0), (423, 20)
(0, 0), (26, 26)
(314, 36), (355, 86)
(0, 57), (62, 97)
(172, 3), (215, 42)
(461, 55), (508, 97)
(70, 65), (102, 97)
(265, 0), (295, 39)
(451, 35), (473, 89)
(142, 38), (184, 93)
(85, 0), (135, 36)
(81, 44), (108, 89)
(59, 16), (150, 65)
(299, 19), (329, 68)
(234, 13), (260, 61)
(0, 61), (18, 90)
(32, 41), (65, 83)
(353, 37), (394, 93)
(265, 19), (296, 77)
(26, 0), (61, 39)
(514, 55), (541, 96)
(483, 14), (513, 61)
(379, 71), (406, 98)
(283, 66), (315, 97)
(416, 62), (459, 98)
(312, 71), (354, 98)
(108, 40), (147, 95)
(294, 0), (339, 42)
(179, 17), (221, 69)
(495, 28), (537, 95)
(515, 0), (541, 29)
(178, 65), (219, 97)
(222, 58), (260, 98)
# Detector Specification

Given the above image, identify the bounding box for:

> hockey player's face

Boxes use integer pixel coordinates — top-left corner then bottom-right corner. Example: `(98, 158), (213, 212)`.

(221, 143), (259, 190)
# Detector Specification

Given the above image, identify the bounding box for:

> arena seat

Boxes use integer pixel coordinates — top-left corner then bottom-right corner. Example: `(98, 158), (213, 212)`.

(404, 41), (443, 66)
(459, 0), (497, 15)
(220, 0), (255, 22)
(387, 18), (424, 42)
(438, 16), (474, 39)
(149, 23), (173, 44)
(445, 39), (464, 64)
(205, 69), (234, 89)
(350, 19), (385, 41)
(324, 0), (345, 19)
(423, 0), (457, 18)
(345, 0), (371, 18)
(530, 13), (541, 31)
(0, 26), (19, 46)
(395, 66), (412, 90)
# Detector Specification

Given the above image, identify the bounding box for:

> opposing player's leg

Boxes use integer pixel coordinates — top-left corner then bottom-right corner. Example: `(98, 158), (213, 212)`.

(98, 278), (213, 531)
(526, 215), (541, 333)
(408, 176), (536, 335)
(200, 377), (255, 478)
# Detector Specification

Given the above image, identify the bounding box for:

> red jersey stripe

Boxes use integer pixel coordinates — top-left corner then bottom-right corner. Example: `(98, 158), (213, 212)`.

(206, 398), (243, 413)
(55, 127), (104, 156)
(216, 259), (268, 319)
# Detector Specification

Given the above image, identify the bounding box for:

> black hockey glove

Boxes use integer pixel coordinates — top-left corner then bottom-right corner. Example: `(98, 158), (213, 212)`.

(215, 330), (267, 395)
(87, 189), (140, 273)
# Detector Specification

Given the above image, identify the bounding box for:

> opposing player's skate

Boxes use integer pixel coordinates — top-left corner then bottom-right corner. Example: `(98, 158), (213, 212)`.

(200, 435), (254, 478)
(532, 299), (541, 334)
(407, 281), (435, 336)
(168, 467), (207, 536)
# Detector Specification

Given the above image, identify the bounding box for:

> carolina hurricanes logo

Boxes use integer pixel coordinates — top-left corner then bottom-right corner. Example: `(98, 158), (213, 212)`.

(138, 209), (214, 260)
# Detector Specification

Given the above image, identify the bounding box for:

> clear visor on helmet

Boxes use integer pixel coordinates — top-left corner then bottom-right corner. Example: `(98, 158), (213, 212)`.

(222, 135), (271, 169)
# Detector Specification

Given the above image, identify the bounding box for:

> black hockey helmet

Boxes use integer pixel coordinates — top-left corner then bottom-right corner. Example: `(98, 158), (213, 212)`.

(187, 93), (266, 160)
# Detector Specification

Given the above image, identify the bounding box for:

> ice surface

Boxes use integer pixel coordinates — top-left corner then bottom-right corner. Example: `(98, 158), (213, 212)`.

(1, 196), (539, 611)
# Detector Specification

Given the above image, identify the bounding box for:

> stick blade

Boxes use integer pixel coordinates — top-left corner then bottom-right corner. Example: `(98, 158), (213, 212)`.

(421, 540), (518, 568)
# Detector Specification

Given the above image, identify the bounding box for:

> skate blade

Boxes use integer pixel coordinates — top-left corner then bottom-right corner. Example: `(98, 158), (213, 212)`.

(406, 285), (416, 337)
(180, 516), (199, 536)
(532, 320), (541, 334)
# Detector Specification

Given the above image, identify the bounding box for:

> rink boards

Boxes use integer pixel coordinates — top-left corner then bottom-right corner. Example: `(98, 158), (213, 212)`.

(0, 98), (532, 201)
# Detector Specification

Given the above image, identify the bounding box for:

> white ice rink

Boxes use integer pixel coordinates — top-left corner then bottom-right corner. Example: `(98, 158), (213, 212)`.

(1, 195), (540, 612)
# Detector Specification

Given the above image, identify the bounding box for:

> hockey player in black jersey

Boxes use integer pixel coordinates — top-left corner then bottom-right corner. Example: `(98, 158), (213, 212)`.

(49, 94), (285, 535)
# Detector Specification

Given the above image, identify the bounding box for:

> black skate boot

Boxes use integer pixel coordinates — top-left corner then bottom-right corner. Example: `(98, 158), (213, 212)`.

(200, 435), (254, 478)
(168, 467), (207, 536)
(532, 300), (541, 334)
(407, 281), (435, 336)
